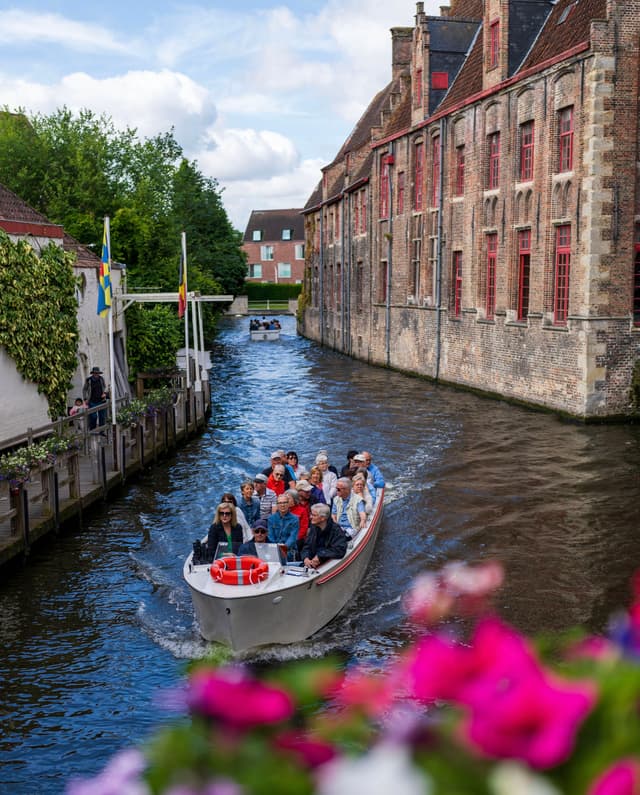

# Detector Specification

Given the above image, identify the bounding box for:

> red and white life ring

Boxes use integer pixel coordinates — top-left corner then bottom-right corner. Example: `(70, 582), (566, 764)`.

(210, 555), (269, 585)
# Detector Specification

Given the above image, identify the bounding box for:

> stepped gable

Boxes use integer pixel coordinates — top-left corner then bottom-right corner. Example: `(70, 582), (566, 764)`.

(347, 149), (374, 190)
(242, 208), (304, 242)
(520, 0), (607, 70)
(383, 89), (412, 140)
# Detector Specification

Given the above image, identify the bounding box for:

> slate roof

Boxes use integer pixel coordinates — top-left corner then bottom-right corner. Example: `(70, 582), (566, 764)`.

(331, 82), (396, 165)
(62, 233), (102, 268)
(304, 181), (323, 213)
(243, 208), (304, 243)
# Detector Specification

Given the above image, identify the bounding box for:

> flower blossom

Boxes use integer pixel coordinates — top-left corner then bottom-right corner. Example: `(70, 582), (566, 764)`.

(187, 668), (294, 729)
(316, 744), (430, 795)
(65, 749), (148, 795)
(463, 670), (596, 769)
(275, 730), (338, 769)
(329, 667), (398, 718)
(489, 762), (562, 795)
(587, 759), (640, 795)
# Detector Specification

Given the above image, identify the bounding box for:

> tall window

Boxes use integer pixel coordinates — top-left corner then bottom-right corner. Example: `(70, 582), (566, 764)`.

(397, 171), (405, 215)
(455, 145), (465, 196)
(414, 69), (422, 107)
(360, 189), (367, 233)
(487, 132), (500, 189)
(260, 245), (274, 260)
(489, 20), (500, 69)
(431, 136), (440, 206)
(486, 234), (497, 319)
(294, 244), (304, 260)
(248, 263), (262, 278)
(451, 252), (462, 317)
(519, 121), (534, 181)
(414, 142), (424, 211)
(355, 261), (364, 314)
(517, 230), (531, 320)
(379, 156), (390, 219)
(634, 224), (640, 326)
(277, 262), (291, 279)
(378, 260), (388, 303)
(554, 225), (571, 324)
(559, 107), (574, 172)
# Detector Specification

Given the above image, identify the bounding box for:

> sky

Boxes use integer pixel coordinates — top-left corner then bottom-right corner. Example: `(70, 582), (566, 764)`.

(0, 0), (443, 231)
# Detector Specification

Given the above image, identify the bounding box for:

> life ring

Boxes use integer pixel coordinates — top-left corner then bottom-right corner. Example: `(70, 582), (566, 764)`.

(210, 555), (269, 585)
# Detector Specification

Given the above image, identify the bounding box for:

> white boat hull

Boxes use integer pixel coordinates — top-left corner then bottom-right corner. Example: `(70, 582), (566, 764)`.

(250, 328), (280, 341)
(184, 490), (384, 651)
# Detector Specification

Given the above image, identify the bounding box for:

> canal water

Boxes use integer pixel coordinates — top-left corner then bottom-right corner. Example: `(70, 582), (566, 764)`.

(1, 314), (640, 794)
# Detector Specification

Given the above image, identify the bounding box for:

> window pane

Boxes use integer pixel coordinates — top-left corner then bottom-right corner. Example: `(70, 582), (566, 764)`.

(277, 262), (291, 278)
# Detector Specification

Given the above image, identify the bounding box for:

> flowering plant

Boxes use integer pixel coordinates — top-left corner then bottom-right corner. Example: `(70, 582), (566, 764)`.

(116, 389), (174, 427)
(66, 563), (640, 795)
(116, 399), (148, 427)
(0, 434), (78, 486)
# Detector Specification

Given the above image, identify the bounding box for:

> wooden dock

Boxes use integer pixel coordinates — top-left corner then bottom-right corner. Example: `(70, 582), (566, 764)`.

(0, 385), (210, 571)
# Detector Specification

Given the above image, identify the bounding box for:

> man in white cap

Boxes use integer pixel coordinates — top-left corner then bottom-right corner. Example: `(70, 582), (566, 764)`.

(253, 473), (277, 518)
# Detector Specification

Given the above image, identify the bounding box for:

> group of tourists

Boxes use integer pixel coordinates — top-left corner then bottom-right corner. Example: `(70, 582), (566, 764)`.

(200, 449), (384, 570)
(249, 317), (281, 331)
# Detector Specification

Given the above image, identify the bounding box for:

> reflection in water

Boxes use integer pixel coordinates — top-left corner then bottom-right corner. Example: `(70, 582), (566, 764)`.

(1, 315), (639, 793)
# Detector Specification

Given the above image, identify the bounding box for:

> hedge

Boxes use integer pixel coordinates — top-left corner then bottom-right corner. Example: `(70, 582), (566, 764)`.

(244, 283), (302, 301)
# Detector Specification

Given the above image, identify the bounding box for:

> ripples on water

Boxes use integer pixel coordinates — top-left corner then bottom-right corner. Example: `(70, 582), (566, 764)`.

(1, 314), (640, 793)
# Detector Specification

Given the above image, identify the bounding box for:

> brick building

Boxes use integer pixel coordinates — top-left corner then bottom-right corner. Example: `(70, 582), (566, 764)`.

(243, 209), (305, 284)
(300, 0), (640, 419)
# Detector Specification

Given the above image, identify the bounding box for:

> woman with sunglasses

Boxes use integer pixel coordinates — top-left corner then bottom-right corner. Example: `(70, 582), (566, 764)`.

(285, 451), (306, 480)
(206, 502), (243, 557)
(220, 491), (251, 542)
(266, 464), (287, 496)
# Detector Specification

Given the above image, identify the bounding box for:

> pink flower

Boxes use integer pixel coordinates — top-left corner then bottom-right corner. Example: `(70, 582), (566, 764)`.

(440, 561), (504, 599)
(330, 667), (397, 717)
(565, 635), (619, 663)
(588, 758), (640, 795)
(462, 672), (596, 769)
(402, 572), (455, 626)
(275, 730), (338, 768)
(409, 618), (539, 707)
(187, 668), (294, 729)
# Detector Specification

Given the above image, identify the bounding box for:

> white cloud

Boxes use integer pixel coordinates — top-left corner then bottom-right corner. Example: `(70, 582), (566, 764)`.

(196, 127), (299, 181)
(0, 9), (132, 54)
(0, 70), (216, 148)
(220, 156), (324, 231)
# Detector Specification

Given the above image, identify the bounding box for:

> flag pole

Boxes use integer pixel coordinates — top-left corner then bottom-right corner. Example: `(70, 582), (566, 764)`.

(104, 215), (117, 467)
(191, 292), (201, 392)
(181, 232), (190, 390)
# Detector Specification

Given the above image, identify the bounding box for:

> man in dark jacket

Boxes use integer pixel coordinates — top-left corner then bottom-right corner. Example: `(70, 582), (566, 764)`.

(82, 366), (107, 430)
(301, 503), (348, 570)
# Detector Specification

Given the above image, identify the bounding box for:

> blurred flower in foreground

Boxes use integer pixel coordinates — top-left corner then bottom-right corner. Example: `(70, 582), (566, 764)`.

(66, 749), (148, 795)
(489, 762), (562, 795)
(187, 667), (294, 729)
(403, 561), (504, 626)
(587, 758), (640, 795)
(316, 744), (430, 795)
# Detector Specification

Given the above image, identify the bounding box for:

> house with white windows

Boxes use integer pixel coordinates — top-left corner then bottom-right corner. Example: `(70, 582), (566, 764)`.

(242, 209), (305, 284)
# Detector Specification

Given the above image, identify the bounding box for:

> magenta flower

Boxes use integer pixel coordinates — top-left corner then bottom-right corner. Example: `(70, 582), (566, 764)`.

(330, 667), (398, 717)
(275, 730), (338, 769)
(462, 672), (596, 769)
(402, 572), (455, 626)
(187, 668), (294, 729)
(588, 758), (640, 795)
(409, 617), (539, 707)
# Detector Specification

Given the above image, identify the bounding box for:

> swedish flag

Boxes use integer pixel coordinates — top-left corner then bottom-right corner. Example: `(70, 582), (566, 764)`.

(97, 221), (112, 317)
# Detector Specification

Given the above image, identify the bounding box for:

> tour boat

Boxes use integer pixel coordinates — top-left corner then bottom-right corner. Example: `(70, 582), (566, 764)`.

(249, 320), (281, 341)
(183, 488), (384, 651)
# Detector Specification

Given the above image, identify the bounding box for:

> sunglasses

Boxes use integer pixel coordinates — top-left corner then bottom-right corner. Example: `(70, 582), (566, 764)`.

(254, 529), (267, 534)
(219, 511), (232, 516)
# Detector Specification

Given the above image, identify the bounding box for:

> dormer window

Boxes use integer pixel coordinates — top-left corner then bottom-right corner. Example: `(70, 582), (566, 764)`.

(282, 229), (293, 240)
(252, 230), (262, 242)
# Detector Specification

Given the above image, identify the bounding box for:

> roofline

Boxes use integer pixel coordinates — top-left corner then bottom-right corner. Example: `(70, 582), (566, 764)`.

(372, 40), (590, 149)
(0, 220), (64, 238)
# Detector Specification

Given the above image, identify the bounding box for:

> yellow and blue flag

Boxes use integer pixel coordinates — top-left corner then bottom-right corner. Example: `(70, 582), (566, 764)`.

(178, 249), (187, 319)
(97, 221), (112, 317)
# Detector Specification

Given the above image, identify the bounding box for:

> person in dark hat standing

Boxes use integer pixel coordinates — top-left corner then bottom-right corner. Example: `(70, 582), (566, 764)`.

(82, 366), (107, 430)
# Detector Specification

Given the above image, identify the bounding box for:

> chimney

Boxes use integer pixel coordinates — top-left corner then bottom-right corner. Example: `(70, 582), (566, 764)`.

(440, 5), (450, 16)
(391, 28), (413, 81)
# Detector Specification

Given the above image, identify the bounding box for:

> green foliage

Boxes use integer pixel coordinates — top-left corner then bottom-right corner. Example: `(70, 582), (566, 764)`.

(0, 231), (78, 418)
(125, 305), (183, 378)
(0, 108), (247, 376)
(245, 282), (302, 300)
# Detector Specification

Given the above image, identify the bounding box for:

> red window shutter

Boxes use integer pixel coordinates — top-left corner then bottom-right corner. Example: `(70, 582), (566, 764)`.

(431, 72), (449, 90)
